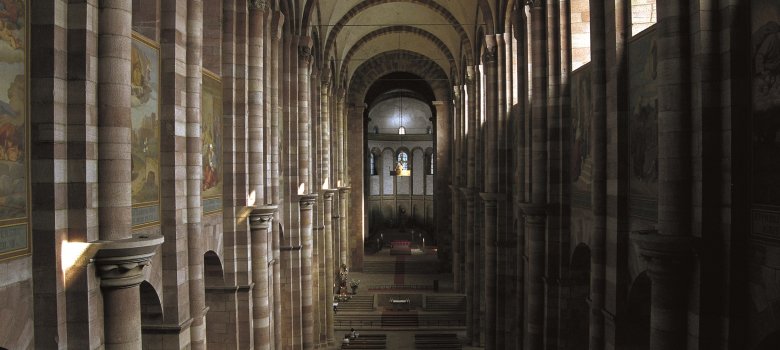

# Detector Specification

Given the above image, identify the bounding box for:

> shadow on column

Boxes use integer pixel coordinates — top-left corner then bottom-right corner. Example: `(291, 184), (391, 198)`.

(139, 281), (163, 348)
(205, 251), (234, 348)
(622, 272), (650, 350)
(564, 244), (590, 350)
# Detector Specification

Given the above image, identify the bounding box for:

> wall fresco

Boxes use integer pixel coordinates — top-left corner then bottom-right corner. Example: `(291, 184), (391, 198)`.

(628, 28), (658, 220)
(202, 72), (223, 213)
(752, 0), (780, 207)
(131, 34), (160, 227)
(0, 0), (27, 259)
(570, 64), (592, 208)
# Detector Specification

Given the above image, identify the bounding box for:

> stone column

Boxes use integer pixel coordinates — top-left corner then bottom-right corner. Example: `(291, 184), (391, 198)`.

(250, 205), (277, 350)
(185, 0), (206, 348)
(589, 0), (608, 348)
(332, 191), (342, 273)
(512, 10), (529, 349)
(603, 0), (630, 348)
(248, 3), (266, 204)
(299, 194), (318, 349)
(324, 189), (338, 345)
(481, 34), (500, 350)
(450, 184), (461, 290)
(95, 236), (164, 349)
(337, 95), (346, 186)
(463, 65), (479, 346)
(494, 32), (509, 350)
(523, 2), (549, 349)
(315, 222), (325, 347)
(451, 87), (462, 292)
(97, 0), (132, 241)
(632, 1), (694, 349)
(338, 187), (351, 266)
(433, 101), (452, 272)
(348, 103), (366, 271)
(298, 38), (313, 193)
(270, 11), (285, 350)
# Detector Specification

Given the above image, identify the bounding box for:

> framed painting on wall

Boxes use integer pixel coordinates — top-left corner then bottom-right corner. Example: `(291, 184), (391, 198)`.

(131, 32), (161, 228)
(0, 0), (29, 260)
(202, 70), (223, 214)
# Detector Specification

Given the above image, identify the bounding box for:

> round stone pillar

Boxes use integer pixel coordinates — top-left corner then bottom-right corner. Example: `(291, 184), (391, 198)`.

(250, 205), (277, 350)
(94, 236), (163, 350)
(338, 187), (351, 266)
(97, 0), (132, 240)
(323, 189), (339, 345)
(520, 204), (547, 350)
(299, 194), (318, 349)
(632, 233), (693, 350)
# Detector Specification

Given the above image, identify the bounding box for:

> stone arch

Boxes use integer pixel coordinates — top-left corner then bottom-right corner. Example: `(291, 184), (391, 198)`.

(139, 281), (163, 346)
(563, 243), (591, 350)
(204, 251), (225, 287)
(140, 281), (163, 325)
(342, 25), (456, 72)
(477, 0), (496, 35)
(322, 0), (473, 65)
(623, 271), (651, 350)
(348, 50), (450, 103)
(204, 251), (231, 348)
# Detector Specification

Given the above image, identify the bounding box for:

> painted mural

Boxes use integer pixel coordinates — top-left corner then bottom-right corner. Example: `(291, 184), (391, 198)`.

(0, 0), (27, 258)
(201, 71), (223, 213)
(570, 64), (592, 208)
(628, 28), (658, 219)
(752, 0), (780, 207)
(131, 34), (160, 227)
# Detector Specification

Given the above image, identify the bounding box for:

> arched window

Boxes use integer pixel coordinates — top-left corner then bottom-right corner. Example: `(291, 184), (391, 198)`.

(395, 151), (410, 176)
(398, 151), (408, 170)
(369, 152), (377, 175)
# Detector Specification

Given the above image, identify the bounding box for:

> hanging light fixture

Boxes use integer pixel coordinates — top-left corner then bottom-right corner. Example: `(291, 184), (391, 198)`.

(398, 95), (405, 134)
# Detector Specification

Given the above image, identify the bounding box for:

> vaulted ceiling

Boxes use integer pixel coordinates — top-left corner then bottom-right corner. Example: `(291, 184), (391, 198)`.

(290, 0), (518, 104)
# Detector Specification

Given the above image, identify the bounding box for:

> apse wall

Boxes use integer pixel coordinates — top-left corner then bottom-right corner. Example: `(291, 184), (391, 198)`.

(367, 138), (434, 234)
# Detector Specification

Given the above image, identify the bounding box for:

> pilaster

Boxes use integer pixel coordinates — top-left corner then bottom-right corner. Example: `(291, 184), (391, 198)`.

(250, 205), (277, 350)
(94, 236), (164, 349)
(299, 194), (318, 350)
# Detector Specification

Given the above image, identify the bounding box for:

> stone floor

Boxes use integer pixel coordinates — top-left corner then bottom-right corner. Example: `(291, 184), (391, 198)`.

(327, 231), (482, 349)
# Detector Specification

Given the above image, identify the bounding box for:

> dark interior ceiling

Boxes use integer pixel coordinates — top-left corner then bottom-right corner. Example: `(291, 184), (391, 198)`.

(364, 72), (436, 107)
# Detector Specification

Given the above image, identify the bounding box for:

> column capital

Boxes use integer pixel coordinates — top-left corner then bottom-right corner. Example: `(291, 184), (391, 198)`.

(250, 205), (278, 230)
(631, 231), (694, 282)
(323, 188), (339, 199)
(519, 203), (547, 224)
(338, 187), (351, 194)
(271, 12), (285, 40)
(299, 193), (318, 210)
(465, 66), (476, 86)
(298, 36), (313, 63)
(94, 235), (164, 289)
(483, 35), (499, 63)
(248, 0), (269, 10)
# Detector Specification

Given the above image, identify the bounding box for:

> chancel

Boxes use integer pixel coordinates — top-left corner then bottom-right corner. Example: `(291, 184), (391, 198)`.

(0, 0), (777, 349)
